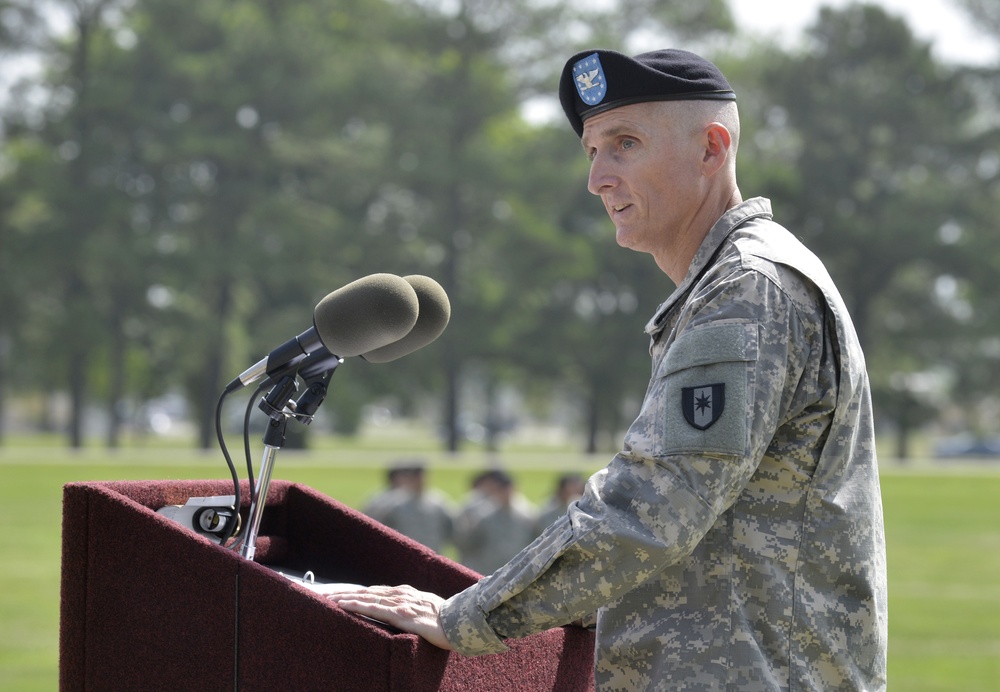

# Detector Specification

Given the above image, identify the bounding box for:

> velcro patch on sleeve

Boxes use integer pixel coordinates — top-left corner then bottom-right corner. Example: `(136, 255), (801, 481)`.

(657, 321), (758, 457)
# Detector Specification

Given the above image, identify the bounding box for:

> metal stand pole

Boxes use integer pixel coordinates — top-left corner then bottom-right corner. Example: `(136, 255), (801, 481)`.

(240, 416), (287, 561)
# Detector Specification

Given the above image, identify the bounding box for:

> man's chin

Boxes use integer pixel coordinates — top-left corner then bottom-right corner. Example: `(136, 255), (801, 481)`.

(615, 227), (641, 251)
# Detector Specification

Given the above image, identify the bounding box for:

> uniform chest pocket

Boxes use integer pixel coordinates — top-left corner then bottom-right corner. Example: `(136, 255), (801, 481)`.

(655, 321), (759, 457)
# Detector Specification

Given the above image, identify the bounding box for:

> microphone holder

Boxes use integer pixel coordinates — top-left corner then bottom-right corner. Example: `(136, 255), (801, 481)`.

(239, 364), (340, 562)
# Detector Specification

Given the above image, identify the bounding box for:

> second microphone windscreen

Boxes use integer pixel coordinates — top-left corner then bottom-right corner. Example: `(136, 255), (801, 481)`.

(313, 274), (419, 357)
(360, 275), (451, 363)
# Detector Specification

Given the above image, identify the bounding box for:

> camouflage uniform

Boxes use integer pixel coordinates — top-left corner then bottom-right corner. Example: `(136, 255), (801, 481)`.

(439, 198), (888, 690)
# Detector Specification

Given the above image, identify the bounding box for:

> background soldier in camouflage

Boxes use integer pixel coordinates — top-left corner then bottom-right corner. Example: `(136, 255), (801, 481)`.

(453, 468), (538, 575)
(534, 472), (586, 536)
(319, 48), (889, 691)
(363, 461), (454, 554)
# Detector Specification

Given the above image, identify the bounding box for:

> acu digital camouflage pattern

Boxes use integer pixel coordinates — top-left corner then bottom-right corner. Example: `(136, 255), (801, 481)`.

(439, 198), (888, 691)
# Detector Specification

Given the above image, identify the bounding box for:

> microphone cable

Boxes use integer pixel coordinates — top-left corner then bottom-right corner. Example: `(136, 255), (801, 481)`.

(214, 378), (271, 550)
(214, 385), (242, 548)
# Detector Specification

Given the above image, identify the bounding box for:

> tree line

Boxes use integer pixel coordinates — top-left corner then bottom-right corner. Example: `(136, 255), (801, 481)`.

(1, 0), (998, 458)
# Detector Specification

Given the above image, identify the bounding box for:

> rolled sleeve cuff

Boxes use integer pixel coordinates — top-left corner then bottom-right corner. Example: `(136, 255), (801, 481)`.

(439, 583), (510, 656)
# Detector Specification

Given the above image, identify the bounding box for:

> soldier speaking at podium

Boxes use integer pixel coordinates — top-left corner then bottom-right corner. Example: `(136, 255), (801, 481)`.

(317, 47), (888, 691)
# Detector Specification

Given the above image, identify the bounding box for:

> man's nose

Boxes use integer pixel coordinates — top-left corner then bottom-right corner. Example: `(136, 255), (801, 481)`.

(587, 153), (618, 195)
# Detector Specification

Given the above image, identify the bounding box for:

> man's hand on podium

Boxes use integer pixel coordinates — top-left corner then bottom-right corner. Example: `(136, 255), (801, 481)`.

(313, 583), (455, 651)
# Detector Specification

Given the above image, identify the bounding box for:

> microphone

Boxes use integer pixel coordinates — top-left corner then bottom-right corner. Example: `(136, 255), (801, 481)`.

(225, 273), (420, 392)
(360, 275), (451, 363)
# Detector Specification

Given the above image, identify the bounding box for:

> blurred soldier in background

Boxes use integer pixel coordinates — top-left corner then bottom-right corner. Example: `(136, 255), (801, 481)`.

(453, 468), (537, 575)
(363, 461), (454, 554)
(534, 472), (585, 535)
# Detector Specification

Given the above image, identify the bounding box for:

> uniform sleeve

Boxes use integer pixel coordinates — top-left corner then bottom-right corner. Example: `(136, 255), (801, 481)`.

(440, 266), (816, 655)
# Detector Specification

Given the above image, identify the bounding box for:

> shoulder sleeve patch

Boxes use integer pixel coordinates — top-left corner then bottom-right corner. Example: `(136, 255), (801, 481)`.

(657, 321), (758, 457)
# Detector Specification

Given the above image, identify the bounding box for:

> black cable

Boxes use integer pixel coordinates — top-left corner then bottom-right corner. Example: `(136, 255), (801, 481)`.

(214, 388), (241, 547)
(225, 381), (272, 554)
(244, 382), (270, 492)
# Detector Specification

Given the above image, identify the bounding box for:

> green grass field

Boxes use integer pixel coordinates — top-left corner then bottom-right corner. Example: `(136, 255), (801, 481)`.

(1, 440), (998, 690)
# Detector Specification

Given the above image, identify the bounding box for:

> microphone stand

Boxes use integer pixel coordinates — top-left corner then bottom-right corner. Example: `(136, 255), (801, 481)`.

(239, 363), (340, 562)
(240, 375), (295, 561)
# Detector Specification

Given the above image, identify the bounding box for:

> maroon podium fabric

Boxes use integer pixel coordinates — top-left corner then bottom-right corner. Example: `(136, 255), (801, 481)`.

(59, 479), (595, 691)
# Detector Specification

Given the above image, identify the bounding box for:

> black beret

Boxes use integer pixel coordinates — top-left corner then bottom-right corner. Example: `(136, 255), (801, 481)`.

(559, 48), (736, 137)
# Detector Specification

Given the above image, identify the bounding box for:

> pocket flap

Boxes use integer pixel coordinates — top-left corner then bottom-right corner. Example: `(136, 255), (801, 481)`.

(658, 321), (758, 378)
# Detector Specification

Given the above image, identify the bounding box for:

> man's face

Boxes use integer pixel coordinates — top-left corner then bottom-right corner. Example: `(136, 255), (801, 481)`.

(581, 101), (704, 257)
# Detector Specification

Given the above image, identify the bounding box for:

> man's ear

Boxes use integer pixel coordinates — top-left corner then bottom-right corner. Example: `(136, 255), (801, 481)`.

(701, 123), (732, 175)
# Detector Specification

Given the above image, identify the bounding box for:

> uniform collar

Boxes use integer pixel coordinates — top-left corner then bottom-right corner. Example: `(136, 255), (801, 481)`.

(645, 197), (773, 336)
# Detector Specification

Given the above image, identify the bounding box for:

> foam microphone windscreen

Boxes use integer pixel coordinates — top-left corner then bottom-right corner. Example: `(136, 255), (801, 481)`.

(312, 274), (419, 357)
(360, 275), (451, 363)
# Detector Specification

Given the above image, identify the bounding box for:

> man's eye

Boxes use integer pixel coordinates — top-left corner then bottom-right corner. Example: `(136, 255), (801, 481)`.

(621, 139), (636, 150)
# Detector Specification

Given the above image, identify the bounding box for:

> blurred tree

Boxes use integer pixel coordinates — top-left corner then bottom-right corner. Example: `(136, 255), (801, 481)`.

(130, 0), (345, 448)
(0, 0), (137, 447)
(0, 1), (43, 51)
(954, 0), (1000, 33)
(0, 0), (405, 447)
(0, 0), (41, 442)
(731, 3), (988, 458)
(944, 0), (1000, 438)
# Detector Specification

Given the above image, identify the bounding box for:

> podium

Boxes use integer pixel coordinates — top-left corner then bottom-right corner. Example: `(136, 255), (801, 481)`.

(59, 479), (595, 691)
